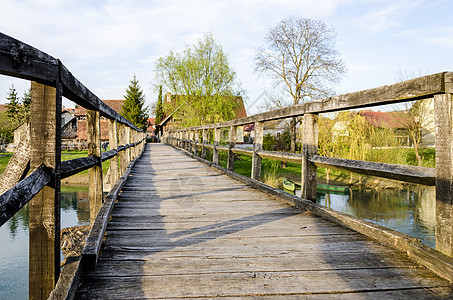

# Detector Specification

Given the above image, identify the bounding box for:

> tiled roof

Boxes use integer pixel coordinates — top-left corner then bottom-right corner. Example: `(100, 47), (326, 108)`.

(75, 99), (125, 116)
(359, 110), (409, 129)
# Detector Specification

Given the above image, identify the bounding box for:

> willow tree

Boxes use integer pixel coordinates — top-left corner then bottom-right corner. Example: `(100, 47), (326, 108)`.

(155, 33), (243, 127)
(255, 18), (346, 152)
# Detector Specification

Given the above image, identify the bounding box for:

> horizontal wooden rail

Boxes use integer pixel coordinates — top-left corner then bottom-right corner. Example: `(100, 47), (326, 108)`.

(310, 155), (436, 186)
(168, 72), (452, 132)
(0, 165), (53, 226)
(61, 157), (99, 179)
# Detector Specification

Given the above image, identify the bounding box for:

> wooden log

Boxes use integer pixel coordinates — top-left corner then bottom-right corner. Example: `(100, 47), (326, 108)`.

(125, 126), (131, 165)
(61, 156), (98, 179)
(194, 130), (199, 157)
(227, 126), (237, 171)
(301, 114), (318, 201)
(213, 128), (220, 165)
(434, 93), (453, 257)
(29, 81), (61, 300)
(310, 156), (436, 186)
(251, 122), (263, 180)
(257, 150), (302, 164)
(87, 109), (103, 225)
(0, 123), (31, 195)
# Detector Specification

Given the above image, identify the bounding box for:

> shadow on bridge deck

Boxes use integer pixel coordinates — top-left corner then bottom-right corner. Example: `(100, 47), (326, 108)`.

(75, 143), (452, 299)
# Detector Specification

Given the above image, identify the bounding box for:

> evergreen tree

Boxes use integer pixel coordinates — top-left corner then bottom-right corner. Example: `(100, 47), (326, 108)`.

(121, 76), (149, 131)
(6, 85), (20, 122)
(19, 88), (31, 124)
(155, 85), (164, 125)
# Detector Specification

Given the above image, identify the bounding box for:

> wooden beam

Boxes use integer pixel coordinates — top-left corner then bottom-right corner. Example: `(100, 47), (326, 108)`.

(118, 124), (127, 176)
(108, 120), (119, 185)
(202, 129), (207, 159)
(29, 81), (60, 300)
(251, 122), (263, 180)
(434, 93), (453, 257)
(87, 109), (103, 225)
(310, 156), (436, 186)
(227, 126), (237, 171)
(213, 128), (220, 165)
(301, 114), (318, 201)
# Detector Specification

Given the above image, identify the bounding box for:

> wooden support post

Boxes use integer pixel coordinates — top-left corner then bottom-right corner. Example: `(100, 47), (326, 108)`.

(251, 122), (263, 180)
(194, 130), (199, 156)
(87, 109), (103, 224)
(227, 126), (237, 171)
(125, 126), (131, 164)
(108, 119), (119, 185)
(301, 113), (318, 201)
(29, 81), (61, 300)
(202, 129), (207, 159)
(118, 124), (127, 176)
(213, 128), (220, 165)
(434, 93), (453, 257)
(189, 131), (193, 153)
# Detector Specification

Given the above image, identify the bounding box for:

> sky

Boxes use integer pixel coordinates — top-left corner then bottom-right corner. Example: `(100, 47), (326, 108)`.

(0, 0), (452, 115)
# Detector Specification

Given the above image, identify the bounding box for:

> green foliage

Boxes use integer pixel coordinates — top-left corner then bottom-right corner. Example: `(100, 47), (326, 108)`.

(155, 33), (243, 126)
(122, 76), (149, 131)
(155, 85), (164, 125)
(263, 133), (274, 150)
(262, 130), (291, 152)
(5, 85), (20, 121)
(4, 85), (31, 131)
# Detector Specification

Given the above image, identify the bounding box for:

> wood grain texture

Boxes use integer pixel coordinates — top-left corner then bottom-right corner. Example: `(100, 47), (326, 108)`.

(76, 143), (452, 299)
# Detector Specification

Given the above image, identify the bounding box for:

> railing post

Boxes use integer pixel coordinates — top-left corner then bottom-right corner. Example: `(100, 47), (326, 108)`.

(29, 81), (61, 300)
(194, 130), (199, 156)
(301, 113), (318, 201)
(125, 126), (131, 164)
(213, 127), (220, 164)
(434, 93), (453, 257)
(87, 109), (103, 224)
(118, 123), (127, 175)
(251, 122), (263, 180)
(227, 126), (237, 171)
(108, 119), (119, 185)
(202, 129), (207, 159)
(189, 130), (193, 153)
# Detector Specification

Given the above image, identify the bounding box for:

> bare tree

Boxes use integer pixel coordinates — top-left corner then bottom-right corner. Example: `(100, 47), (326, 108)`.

(255, 17), (346, 152)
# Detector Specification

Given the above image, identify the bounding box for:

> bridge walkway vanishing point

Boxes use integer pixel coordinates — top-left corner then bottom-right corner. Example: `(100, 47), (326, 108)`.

(75, 143), (452, 299)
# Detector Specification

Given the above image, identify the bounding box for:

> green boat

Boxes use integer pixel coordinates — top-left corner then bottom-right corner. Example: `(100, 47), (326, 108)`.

(282, 178), (296, 192)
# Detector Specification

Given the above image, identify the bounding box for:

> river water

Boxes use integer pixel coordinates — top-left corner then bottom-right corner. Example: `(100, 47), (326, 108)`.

(0, 185), (436, 299)
(0, 185), (89, 300)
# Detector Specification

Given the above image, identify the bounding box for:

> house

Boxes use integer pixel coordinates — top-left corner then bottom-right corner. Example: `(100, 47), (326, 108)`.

(157, 94), (247, 141)
(61, 100), (125, 149)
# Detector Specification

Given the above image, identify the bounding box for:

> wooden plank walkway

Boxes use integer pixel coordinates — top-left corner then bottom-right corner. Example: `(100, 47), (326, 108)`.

(75, 143), (452, 299)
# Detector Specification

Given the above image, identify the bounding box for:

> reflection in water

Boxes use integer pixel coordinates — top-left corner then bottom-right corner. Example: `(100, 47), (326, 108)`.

(316, 186), (436, 248)
(0, 185), (90, 300)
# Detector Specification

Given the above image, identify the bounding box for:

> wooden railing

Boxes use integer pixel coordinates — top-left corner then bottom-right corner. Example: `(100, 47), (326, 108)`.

(0, 32), (146, 299)
(163, 72), (453, 261)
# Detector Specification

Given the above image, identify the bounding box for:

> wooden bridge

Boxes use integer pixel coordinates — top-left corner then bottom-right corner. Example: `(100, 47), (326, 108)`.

(1, 33), (453, 299)
(74, 143), (452, 299)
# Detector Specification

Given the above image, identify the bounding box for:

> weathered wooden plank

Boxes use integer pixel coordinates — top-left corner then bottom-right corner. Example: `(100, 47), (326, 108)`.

(0, 165), (52, 226)
(0, 32), (58, 85)
(82, 143), (146, 270)
(87, 109), (103, 224)
(179, 72), (449, 131)
(60, 156), (98, 179)
(76, 268), (449, 299)
(302, 113), (318, 201)
(310, 155), (436, 186)
(251, 121), (263, 180)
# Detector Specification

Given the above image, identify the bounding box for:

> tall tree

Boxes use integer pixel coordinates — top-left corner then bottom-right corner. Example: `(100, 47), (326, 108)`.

(5, 85), (20, 123)
(121, 76), (149, 131)
(155, 85), (164, 125)
(255, 18), (346, 152)
(155, 32), (244, 126)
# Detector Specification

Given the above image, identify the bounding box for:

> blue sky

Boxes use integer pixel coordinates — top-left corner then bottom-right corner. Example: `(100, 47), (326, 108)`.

(0, 0), (451, 115)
